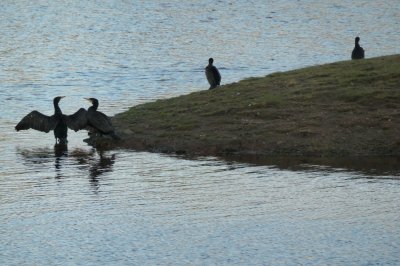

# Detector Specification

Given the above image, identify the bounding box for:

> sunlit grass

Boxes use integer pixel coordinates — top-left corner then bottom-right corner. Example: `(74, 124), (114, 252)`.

(112, 55), (400, 156)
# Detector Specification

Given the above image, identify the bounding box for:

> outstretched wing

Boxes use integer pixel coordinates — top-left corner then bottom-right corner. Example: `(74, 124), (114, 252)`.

(15, 111), (58, 133)
(88, 111), (114, 134)
(64, 108), (88, 131)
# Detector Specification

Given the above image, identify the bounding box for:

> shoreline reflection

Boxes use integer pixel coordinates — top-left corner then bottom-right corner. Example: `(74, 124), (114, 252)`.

(220, 154), (400, 177)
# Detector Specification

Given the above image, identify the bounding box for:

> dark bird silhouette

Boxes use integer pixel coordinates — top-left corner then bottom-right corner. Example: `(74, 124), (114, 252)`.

(84, 98), (120, 140)
(351, 37), (365, 60)
(15, 96), (71, 145)
(66, 98), (120, 140)
(205, 58), (221, 89)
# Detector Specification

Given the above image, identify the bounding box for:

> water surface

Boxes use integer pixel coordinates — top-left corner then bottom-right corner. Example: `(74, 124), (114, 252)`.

(1, 1), (400, 265)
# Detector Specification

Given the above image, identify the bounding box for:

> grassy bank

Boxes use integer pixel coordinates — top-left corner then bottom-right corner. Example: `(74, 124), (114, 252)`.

(108, 55), (400, 157)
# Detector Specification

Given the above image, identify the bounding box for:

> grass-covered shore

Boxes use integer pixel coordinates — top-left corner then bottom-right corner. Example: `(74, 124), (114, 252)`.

(105, 55), (400, 157)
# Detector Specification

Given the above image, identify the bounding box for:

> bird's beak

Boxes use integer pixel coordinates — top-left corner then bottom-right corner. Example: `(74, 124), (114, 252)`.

(84, 98), (91, 102)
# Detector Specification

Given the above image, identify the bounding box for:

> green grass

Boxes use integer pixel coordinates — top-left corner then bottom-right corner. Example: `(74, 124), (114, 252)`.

(112, 55), (400, 156)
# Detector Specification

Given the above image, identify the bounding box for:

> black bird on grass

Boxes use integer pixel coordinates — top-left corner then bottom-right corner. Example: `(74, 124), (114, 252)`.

(205, 58), (221, 89)
(66, 98), (120, 140)
(15, 96), (71, 145)
(351, 36), (365, 60)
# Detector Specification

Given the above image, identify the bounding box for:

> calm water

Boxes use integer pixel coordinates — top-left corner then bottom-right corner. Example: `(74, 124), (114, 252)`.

(1, 1), (400, 265)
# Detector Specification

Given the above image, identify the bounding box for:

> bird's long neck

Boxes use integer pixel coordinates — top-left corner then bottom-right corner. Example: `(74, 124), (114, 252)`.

(54, 101), (62, 115)
(90, 101), (98, 111)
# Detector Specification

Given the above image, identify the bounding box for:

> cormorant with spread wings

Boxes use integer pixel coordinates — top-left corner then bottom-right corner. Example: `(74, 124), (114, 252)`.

(66, 98), (120, 140)
(15, 96), (119, 145)
(15, 96), (73, 145)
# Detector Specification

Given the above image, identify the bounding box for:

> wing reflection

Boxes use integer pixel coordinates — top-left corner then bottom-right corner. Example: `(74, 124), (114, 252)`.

(16, 146), (116, 188)
(16, 145), (69, 179)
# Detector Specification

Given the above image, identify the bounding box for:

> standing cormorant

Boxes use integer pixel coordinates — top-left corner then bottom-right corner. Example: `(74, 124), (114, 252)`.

(351, 37), (365, 60)
(205, 58), (221, 89)
(15, 96), (70, 145)
(66, 98), (120, 140)
(84, 98), (119, 140)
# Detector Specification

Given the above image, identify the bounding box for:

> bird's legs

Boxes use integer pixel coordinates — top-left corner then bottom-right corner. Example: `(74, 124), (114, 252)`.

(56, 137), (68, 145)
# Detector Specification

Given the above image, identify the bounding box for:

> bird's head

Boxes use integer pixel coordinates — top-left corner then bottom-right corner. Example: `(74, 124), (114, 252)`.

(54, 96), (65, 104)
(85, 98), (95, 104)
(84, 98), (99, 108)
(355, 37), (360, 43)
(209, 58), (214, 65)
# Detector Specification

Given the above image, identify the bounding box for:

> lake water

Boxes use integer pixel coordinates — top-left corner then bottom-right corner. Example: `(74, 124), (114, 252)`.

(1, 0), (400, 265)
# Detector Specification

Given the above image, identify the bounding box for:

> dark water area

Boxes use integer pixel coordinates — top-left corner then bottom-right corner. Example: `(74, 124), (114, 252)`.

(1, 1), (400, 265)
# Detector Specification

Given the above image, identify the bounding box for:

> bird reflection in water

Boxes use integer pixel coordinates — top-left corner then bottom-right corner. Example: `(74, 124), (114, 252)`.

(76, 149), (116, 191)
(17, 145), (69, 179)
(54, 144), (68, 178)
(17, 145), (116, 189)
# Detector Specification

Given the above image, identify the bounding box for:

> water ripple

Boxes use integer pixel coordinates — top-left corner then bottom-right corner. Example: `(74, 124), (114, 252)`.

(1, 0), (400, 265)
